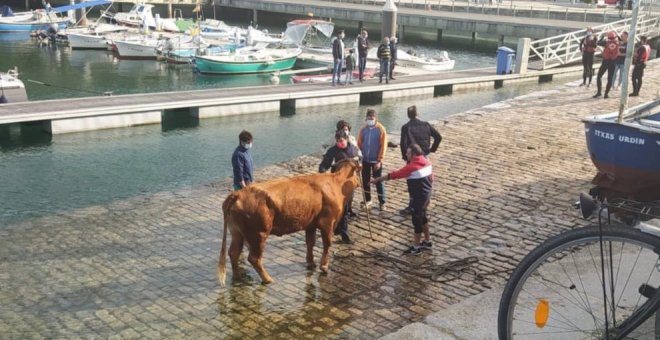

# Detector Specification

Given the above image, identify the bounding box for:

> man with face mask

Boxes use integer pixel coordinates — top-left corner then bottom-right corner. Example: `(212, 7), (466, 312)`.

(319, 130), (361, 243)
(231, 130), (254, 191)
(358, 109), (388, 210)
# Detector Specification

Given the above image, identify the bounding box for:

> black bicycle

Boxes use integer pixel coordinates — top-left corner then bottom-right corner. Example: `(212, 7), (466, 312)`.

(498, 197), (660, 339)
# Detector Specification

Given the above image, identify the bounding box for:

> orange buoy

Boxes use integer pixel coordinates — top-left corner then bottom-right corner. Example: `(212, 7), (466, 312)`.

(535, 299), (550, 328)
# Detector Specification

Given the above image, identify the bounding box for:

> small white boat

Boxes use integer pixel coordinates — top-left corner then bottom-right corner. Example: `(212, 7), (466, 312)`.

(114, 34), (162, 59)
(282, 19), (334, 54)
(110, 4), (156, 30)
(367, 48), (455, 72)
(0, 68), (28, 104)
(108, 4), (189, 33)
(66, 23), (130, 49)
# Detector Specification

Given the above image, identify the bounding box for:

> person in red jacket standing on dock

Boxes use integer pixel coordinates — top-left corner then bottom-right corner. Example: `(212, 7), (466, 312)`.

(593, 31), (619, 99)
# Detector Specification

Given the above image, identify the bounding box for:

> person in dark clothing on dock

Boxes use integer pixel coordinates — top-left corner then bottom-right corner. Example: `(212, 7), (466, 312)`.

(370, 144), (434, 255)
(332, 30), (346, 87)
(231, 130), (254, 191)
(593, 31), (619, 99)
(630, 35), (650, 97)
(399, 105), (442, 215)
(357, 30), (369, 82)
(389, 36), (398, 80)
(377, 37), (391, 84)
(319, 130), (361, 244)
(579, 27), (597, 87)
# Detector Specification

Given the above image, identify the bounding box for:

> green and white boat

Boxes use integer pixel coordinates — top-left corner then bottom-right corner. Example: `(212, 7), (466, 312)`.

(195, 45), (301, 74)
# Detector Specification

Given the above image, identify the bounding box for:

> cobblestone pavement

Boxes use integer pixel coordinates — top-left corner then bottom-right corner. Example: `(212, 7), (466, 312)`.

(1, 61), (658, 339)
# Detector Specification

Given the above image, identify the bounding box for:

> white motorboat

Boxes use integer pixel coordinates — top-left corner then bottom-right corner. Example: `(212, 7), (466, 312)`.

(66, 23), (131, 49)
(0, 68), (28, 104)
(367, 48), (455, 72)
(282, 19), (334, 54)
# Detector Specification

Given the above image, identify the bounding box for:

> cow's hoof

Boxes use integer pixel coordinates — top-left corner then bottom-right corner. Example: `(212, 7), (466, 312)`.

(261, 278), (273, 285)
(306, 262), (316, 270)
(320, 265), (329, 273)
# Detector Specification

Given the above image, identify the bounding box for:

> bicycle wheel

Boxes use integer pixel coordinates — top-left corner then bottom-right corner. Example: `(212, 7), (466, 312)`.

(498, 225), (660, 339)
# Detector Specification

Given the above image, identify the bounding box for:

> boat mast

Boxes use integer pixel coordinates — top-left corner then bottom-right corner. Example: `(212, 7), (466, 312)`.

(617, 0), (641, 123)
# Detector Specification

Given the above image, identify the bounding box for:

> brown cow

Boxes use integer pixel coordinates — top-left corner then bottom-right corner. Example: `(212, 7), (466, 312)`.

(218, 159), (361, 285)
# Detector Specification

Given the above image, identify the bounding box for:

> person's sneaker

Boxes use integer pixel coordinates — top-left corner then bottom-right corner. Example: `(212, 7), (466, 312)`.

(379, 202), (386, 211)
(604, 94), (609, 99)
(593, 93), (602, 98)
(420, 240), (432, 250)
(629, 92), (639, 97)
(403, 245), (421, 255)
(399, 207), (412, 216)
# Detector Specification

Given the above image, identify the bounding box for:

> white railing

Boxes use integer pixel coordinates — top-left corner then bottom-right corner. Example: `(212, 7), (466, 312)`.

(528, 14), (660, 70)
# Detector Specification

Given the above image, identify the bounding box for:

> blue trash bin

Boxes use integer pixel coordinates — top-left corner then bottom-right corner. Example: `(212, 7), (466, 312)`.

(496, 46), (516, 75)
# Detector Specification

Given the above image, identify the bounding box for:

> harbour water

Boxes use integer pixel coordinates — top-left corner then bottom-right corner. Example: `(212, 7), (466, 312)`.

(0, 29), (495, 100)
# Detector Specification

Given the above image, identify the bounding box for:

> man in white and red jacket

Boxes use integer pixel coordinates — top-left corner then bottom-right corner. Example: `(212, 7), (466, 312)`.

(370, 144), (433, 255)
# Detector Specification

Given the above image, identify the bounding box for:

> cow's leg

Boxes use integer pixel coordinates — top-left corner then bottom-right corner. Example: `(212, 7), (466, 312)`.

(305, 228), (316, 269)
(228, 229), (244, 281)
(246, 235), (273, 284)
(318, 217), (336, 273)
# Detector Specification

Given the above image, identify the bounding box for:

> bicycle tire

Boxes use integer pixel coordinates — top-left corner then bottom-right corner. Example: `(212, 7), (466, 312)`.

(498, 225), (660, 339)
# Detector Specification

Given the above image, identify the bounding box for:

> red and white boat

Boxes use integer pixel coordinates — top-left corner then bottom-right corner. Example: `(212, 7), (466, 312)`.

(291, 68), (376, 84)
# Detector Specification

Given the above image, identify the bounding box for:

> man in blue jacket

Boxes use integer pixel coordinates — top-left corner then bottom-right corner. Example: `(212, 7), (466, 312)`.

(231, 130), (254, 191)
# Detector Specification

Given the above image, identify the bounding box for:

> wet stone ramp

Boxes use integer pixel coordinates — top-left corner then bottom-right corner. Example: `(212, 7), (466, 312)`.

(0, 60), (658, 338)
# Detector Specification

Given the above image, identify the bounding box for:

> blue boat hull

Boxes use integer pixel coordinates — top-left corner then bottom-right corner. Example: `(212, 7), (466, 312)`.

(584, 115), (660, 200)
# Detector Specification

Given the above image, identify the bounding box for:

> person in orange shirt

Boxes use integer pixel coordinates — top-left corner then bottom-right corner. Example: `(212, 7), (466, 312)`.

(357, 109), (388, 210)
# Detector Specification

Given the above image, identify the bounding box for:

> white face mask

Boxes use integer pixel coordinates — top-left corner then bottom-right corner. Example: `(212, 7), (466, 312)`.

(366, 119), (376, 127)
(243, 142), (252, 149)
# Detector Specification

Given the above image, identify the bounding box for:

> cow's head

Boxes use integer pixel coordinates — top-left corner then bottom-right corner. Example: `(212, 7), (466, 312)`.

(334, 158), (361, 196)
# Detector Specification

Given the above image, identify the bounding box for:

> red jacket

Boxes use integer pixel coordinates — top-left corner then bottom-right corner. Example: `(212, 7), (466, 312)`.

(602, 38), (619, 60)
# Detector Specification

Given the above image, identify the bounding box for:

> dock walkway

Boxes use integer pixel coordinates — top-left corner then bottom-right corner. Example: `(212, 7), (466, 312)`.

(1, 59), (657, 337)
(0, 65), (585, 134)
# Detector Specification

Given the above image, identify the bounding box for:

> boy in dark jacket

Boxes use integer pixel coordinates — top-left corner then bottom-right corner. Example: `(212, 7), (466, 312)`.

(344, 48), (356, 85)
(231, 130), (254, 190)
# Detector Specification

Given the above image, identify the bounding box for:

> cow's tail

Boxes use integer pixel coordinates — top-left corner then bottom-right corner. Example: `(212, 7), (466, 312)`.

(218, 194), (238, 286)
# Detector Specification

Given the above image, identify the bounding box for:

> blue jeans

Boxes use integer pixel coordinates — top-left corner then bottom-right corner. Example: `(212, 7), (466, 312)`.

(611, 62), (624, 87)
(358, 55), (367, 80)
(379, 59), (390, 82)
(332, 58), (343, 85)
(361, 161), (385, 204)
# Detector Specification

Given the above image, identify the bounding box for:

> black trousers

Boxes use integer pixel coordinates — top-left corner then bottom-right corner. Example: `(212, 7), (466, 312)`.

(582, 52), (594, 85)
(631, 64), (645, 94)
(596, 59), (615, 95)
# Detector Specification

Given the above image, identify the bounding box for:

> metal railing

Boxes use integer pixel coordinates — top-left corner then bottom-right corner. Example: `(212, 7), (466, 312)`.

(528, 14), (660, 70)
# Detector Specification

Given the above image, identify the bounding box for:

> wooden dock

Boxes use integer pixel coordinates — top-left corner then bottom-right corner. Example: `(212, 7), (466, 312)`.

(0, 65), (585, 135)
